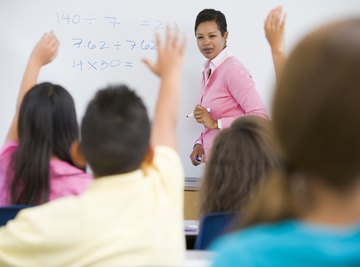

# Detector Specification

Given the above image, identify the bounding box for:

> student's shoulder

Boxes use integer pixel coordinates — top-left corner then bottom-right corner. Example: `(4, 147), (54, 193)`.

(10, 195), (84, 233)
(50, 159), (93, 182)
(153, 146), (183, 176)
(0, 141), (18, 154)
(20, 194), (82, 216)
(0, 141), (18, 163)
(153, 146), (181, 165)
(1, 195), (97, 248)
(211, 221), (299, 253)
(151, 146), (184, 186)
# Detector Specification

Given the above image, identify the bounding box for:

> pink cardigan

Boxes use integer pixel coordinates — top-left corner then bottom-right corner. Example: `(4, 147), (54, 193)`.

(196, 56), (268, 160)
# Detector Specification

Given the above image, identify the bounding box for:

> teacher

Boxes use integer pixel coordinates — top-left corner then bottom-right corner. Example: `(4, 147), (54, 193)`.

(190, 8), (268, 166)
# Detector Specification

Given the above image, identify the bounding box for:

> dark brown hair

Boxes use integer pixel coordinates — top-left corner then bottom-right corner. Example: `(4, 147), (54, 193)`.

(9, 82), (79, 205)
(199, 116), (280, 217)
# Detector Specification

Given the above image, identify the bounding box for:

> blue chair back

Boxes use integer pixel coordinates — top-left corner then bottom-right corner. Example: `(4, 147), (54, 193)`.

(194, 211), (236, 250)
(0, 205), (32, 227)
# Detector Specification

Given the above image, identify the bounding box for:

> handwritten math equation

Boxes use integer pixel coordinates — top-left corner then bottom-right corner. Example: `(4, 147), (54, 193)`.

(57, 12), (178, 30)
(57, 12), (176, 72)
(72, 59), (134, 72)
(72, 38), (157, 51)
(70, 38), (155, 71)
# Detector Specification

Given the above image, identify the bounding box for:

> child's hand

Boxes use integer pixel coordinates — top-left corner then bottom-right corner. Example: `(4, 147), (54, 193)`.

(143, 27), (186, 77)
(30, 31), (59, 67)
(264, 6), (286, 53)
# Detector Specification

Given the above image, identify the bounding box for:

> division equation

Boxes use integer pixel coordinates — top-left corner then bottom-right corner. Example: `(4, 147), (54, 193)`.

(56, 12), (178, 30)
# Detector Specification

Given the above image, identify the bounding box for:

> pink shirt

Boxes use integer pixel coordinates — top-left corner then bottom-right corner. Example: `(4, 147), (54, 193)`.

(196, 48), (268, 160)
(0, 141), (93, 206)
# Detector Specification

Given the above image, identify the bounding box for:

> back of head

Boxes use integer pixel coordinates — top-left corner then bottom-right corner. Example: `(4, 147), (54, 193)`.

(11, 82), (79, 205)
(238, 19), (360, 228)
(273, 19), (360, 188)
(200, 116), (280, 216)
(195, 8), (227, 35)
(81, 85), (151, 177)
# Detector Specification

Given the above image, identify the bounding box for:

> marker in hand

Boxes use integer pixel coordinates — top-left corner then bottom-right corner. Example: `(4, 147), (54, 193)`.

(187, 107), (211, 118)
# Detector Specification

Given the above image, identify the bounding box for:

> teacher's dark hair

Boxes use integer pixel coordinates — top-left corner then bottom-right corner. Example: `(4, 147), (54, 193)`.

(195, 9), (228, 36)
(9, 82), (79, 205)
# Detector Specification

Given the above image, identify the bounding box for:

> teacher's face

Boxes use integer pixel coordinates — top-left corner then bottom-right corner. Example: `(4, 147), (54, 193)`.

(195, 21), (228, 60)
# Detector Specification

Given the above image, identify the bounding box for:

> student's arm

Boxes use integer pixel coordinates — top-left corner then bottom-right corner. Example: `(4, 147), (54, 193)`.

(5, 32), (59, 143)
(264, 6), (286, 82)
(143, 30), (186, 150)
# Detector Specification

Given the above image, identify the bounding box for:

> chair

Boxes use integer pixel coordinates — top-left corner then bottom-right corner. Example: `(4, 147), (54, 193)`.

(0, 205), (32, 227)
(194, 212), (236, 250)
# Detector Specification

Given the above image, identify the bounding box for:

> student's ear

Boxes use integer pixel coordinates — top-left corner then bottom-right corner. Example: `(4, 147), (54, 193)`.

(70, 140), (87, 169)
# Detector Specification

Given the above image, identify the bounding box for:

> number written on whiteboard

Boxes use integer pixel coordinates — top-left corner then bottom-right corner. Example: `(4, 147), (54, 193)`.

(72, 38), (157, 51)
(57, 12), (178, 30)
(72, 59), (134, 72)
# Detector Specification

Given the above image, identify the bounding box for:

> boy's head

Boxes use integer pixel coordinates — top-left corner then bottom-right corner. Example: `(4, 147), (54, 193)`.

(78, 85), (151, 177)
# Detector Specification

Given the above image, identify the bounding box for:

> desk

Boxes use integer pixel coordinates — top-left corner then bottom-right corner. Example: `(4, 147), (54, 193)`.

(184, 250), (214, 267)
(184, 220), (199, 236)
(185, 220), (199, 250)
(184, 177), (201, 220)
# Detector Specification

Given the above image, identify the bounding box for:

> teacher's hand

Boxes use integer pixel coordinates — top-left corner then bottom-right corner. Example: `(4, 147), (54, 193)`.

(193, 105), (218, 129)
(190, 144), (204, 166)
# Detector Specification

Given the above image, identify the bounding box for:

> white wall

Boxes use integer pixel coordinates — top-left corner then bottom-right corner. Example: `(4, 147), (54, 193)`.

(1, 0), (359, 178)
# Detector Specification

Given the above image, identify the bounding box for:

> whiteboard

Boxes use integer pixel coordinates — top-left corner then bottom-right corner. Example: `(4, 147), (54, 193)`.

(1, 0), (359, 178)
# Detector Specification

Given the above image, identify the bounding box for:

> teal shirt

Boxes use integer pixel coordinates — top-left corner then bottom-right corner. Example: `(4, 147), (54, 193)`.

(211, 220), (360, 267)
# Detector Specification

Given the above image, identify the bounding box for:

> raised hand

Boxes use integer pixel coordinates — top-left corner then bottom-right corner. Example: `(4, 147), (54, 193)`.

(6, 31), (60, 142)
(264, 6), (286, 81)
(264, 6), (286, 52)
(143, 28), (187, 149)
(30, 31), (59, 67)
(143, 28), (186, 78)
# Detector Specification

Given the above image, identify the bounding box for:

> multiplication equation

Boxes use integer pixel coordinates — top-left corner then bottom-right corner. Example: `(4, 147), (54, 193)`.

(72, 59), (134, 72)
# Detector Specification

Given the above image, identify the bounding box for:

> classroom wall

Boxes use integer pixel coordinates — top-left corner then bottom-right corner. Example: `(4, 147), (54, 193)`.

(1, 0), (359, 179)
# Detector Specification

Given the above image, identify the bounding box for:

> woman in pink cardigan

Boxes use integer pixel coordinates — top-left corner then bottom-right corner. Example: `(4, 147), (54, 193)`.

(190, 9), (268, 165)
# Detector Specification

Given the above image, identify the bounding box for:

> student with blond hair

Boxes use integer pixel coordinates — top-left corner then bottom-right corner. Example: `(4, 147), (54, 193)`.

(211, 18), (360, 267)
